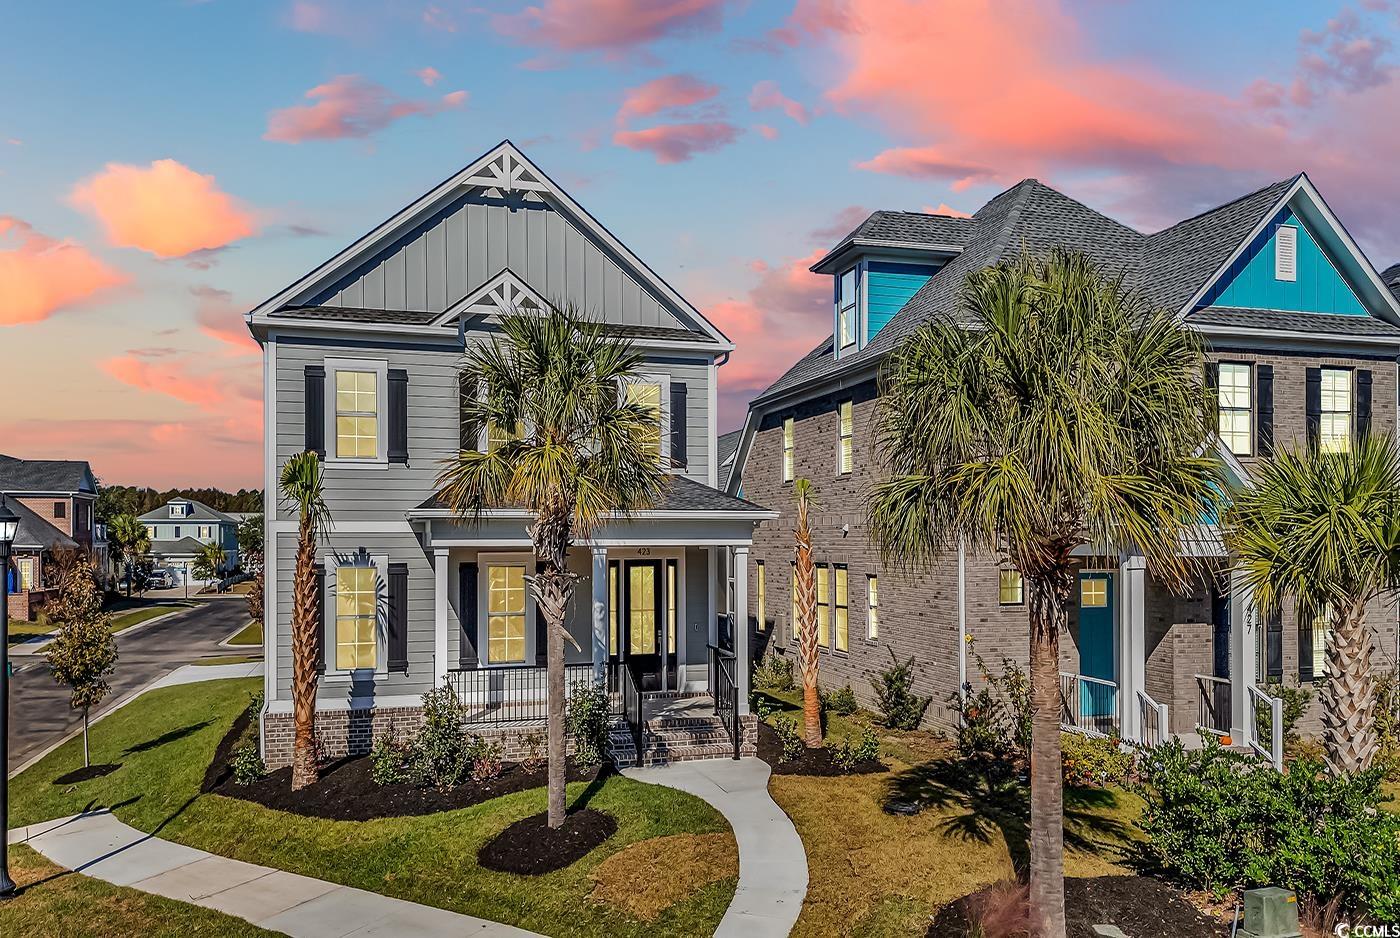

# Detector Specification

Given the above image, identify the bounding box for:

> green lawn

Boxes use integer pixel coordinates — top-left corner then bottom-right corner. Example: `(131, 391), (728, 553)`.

(10, 677), (737, 938)
(225, 620), (262, 646)
(2, 844), (277, 938)
(6, 621), (55, 646)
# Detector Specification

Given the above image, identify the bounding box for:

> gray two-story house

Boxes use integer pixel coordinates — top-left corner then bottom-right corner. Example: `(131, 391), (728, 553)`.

(139, 498), (241, 580)
(248, 142), (773, 768)
(728, 173), (1400, 761)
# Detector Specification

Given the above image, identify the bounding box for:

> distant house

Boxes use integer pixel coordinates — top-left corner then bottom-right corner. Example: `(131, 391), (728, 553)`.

(138, 499), (240, 581)
(0, 454), (103, 621)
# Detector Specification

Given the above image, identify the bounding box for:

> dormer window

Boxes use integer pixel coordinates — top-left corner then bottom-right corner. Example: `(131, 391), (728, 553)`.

(837, 267), (859, 350)
(169, 503), (190, 519)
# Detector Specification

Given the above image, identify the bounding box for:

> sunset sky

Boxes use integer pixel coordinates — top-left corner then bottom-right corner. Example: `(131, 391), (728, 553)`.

(6, 1), (1400, 490)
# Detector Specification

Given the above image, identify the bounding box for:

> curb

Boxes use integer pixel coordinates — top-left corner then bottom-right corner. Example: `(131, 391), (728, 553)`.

(10, 603), (202, 659)
(218, 621), (262, 649)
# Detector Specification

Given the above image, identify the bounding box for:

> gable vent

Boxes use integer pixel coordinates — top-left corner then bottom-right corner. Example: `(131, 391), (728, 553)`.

(1274, 225), (1297, 282)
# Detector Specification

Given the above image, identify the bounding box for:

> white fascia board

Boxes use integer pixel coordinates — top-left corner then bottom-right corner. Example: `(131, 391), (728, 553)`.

(406, 508), (779, 522)
(1190, 321), (1400, 349)
(253, 317), (729, 354)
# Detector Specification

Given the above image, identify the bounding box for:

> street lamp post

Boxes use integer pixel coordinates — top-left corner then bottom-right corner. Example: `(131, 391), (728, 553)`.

(0, 493), (21, 898)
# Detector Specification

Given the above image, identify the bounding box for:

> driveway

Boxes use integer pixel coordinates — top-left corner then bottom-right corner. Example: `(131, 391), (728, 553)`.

(7, 597), (257, 773)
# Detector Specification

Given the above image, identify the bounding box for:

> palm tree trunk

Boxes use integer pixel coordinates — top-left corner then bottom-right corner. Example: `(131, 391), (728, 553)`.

(1026, 571), (1069, 938)
(290, 513), (319, 790)
(795, 518), (820, 748)
(532, 512), (575, 830)
(1322, 602), (1378, 776)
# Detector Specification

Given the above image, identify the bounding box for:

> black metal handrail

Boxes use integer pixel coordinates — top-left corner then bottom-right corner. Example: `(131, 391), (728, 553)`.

(447, 663), (595, 725)
(708, 643), (740, 760)
(1195, 674), (1232, 736)
(620, 658), (644, 758)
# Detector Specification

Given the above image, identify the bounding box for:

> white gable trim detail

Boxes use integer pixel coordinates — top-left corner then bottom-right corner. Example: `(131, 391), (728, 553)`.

(1180, 173), (1400, 326)
(433, 269), (551, 327)
(247, 140), (733, 349)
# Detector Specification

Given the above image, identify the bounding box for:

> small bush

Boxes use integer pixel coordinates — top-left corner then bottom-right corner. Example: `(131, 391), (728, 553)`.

(753, 650), (795, 692)
(751, 694), (776, 723)
(230, 739), (266, 786)
(832, 726), (882, 771)
(870, 648), (931, 731)
(950, 644), (1032, 761)
(1060, 732), (1133, 788)
(410, 683), (472, 789)
(822, 684), (858, 716)
(1257, 680), (1312, 749)
(370, 734), (412, 785)
(772, 713), (804, 762)
(1374, 667), (1400, 781)
(520, 730), (545, 774)
(566, 678), (611, 767)
(468, 737), (504, 783)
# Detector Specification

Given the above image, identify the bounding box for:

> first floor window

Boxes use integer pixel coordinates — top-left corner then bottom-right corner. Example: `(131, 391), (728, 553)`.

(867, 574), (879, 640)
(1320, 368), (1352, 454)
(1304, 606), (1334, 682)
(999, 570), (1024, 606)
(838, 400), (854, 474)
(756, 561), (766, 631)
(782, 417), (795, 482)
(486, 563), (527, 664)
(335, 369), (379, 459)
(1217, 362), (1253, 456)
(16, 557), (35, 591)
(608, 563), (618, 654)
(816, 564), (831, 648)
(833, 565), (849, 651)
(335, 565), (377, 670)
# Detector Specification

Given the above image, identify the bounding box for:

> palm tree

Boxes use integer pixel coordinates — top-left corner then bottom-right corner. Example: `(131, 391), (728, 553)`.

(193, 541), (227, 583)
(793, 478), (822, 747)
(868, 249), (1222, 936)
(436, 305), (669, 829)
(107, 513), (149, 597)
(280, 450), (330, 791)
(1226, 433), (1400, 776)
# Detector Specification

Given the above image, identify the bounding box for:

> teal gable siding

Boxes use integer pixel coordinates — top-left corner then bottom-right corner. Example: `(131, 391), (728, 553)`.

(1199, 207), (1367, 316)
(866, 261), (940, 339)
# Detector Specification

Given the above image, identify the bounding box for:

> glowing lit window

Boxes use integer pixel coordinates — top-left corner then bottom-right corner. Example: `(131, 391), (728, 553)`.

(1217, 363), (1253, 456)
(335, 566), (377, 670)
(335, 370), (378, 459)
(838, 401), (853, 474)
(816, 565), (830, 648)
(999, 570), (1024, 606)
(1080, 576), (1108, 608)
(629, 564), (657, 655)
(756, 561), (766, 631)
(782, 418), (795, 482)
(867, 575), (879, 640)
(486, 564), (527, 664)
(833, 565), (848, 651)
(1319, 368), (1352, 454)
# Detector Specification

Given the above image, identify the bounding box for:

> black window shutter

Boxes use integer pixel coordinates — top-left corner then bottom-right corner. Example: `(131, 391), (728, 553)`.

(1256, 364), (1274, 457)
(1305, 367), (1322, 451)
(305, 365), (326, 458)
(1265, 610), (1282, 680)
(458, 372), (475, 453)
(388, 369), (409, 464)
(534, 561), (547, 666)
(1356, 369), (1373, 441)
(670, 382), (688, 468)
(1203, 362), (1219, 431)
(458, 562), (479, 669)
(313, 563), (327, 673)
(1298, 617), (1315, 683)
(387, 562), (409, 671)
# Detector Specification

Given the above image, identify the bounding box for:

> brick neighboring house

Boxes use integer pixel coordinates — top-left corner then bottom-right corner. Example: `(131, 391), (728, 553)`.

(0, 454), (103, 621)
(727, 173), (1400, 756)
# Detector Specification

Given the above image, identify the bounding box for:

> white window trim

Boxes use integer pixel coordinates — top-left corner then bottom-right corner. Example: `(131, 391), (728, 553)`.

(621, 372), (674, 471)
(1319, 366), (1354, 454)
(324, 357), (389, 469)
(837, 400), (854, 475)
(324, 552), (388, 681)
(1217, 361), (1254, 457)
(836, 265), (860, 353)
(477, 551), (537, 667)
(782, 417), (795, 483)
(866, 574), (879, 641)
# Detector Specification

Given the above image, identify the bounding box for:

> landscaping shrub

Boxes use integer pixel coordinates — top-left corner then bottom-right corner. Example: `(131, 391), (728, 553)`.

(230, 739), (266, 785)
(822, 684), (858, 716)
(1060, 732), (1134, 788)
(1375, 667), (1400, 781)
(566, 678), (611, 768)
(370, 734), (412, 785)
(520, 730), (544, 774)
(870, 648), (932, 731)
(832, 726), (881, 771)
(1136, 737), (1400, 921)
(468, 737), (504, 783)
(752, 649), (795, 692)
(410, 684), (472, 789)
(950, 646), (1032, 761)
(772, 714), (804, 762)
(1256, 680), (1312, 750)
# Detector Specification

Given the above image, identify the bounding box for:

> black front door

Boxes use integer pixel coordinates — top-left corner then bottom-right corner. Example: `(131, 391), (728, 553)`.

(1211, 582), (1231, 679)
(622, 560), (665, 691)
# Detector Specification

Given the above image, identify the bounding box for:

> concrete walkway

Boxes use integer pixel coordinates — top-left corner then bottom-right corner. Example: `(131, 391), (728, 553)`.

(625, 758), (807, 938)
(12, 811), (541, 938)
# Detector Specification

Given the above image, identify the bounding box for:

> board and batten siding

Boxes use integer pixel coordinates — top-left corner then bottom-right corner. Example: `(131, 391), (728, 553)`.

(309, 189), (689, 331)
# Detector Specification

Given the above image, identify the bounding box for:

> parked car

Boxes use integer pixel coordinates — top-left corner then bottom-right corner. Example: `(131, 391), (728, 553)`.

(147, 568), (177, 590)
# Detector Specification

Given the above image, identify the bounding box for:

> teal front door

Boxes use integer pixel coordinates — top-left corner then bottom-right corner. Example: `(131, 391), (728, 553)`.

(1077, 573), (1116, 721)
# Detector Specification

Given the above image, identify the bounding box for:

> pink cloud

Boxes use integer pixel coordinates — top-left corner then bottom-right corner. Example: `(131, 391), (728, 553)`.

(617, 74), (719, 122)
(69, 160), (258, 259)
(102, 355), (231, 410)
(192, 285), (258, 355)
(264, 75), (467, 143)
(923, 202), (972, 218)
(613, 122), (741, 163)
(0, 217), (128, 325)
(422, 5), (458, 32)
(493, 0), (727, 54)
(755, 123), (779, 140)
(416, 66), (442, 86)
(748, 80), (809, 124)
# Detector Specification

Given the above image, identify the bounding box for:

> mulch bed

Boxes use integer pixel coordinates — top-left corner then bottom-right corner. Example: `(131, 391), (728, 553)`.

(478, 808), (618, 875)
(53, 763), (121, 784)
(204, 714), (605, 821)
(756, 722), (886, 777)
(927, 875), (1230, 938)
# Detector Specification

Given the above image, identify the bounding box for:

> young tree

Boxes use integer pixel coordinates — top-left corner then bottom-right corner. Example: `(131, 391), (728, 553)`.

(107, 513), (150, 597)
(192, 542), (227, 583)
(792, 479), (822, 747)
(437, 306), (669, 829)
(280, 451), (330, 790)
(868, 250), (1222, 936)
(237, 514), (265, 576)
(44, 555), (119, 767)
(1227, 434), (1400, 776)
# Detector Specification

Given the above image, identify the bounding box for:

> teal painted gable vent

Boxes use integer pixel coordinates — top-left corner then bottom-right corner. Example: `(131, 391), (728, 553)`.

(865, 261), (940, 340)
(1198, 207), (1367, 316)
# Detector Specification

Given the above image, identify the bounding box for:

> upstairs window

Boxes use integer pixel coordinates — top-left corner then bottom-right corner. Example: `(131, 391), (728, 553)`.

(623, 376), (669, 466)
(53, 501), (66, 519)
(1320, 368), (1352, 454)
(837, 401), (854, 474)
(999, 570), (1024, 606)
(782, 417), (795, 482)
(867, 574), (879, 640)
(1218, 362), (1253, 456)
(756, 560), (766, 631)
(837, 267), (859, 349)
(335, 369), (379, 460)
(1275, 225), (1297, 282)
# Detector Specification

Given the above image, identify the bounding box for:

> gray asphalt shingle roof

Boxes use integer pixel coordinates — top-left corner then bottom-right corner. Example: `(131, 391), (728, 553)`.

(268, 307), (712, 343)
(137, 500), (237, 525)
(841, 210), (975, 247)
(149, 537), (213, 556)
(415, 474), (768, 514)
(1185, 306), (1400, 337)
(0, 455), (95, 494)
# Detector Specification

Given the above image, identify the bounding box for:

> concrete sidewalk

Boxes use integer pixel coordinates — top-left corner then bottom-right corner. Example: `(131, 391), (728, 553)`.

(625, 758), (807, 938)
(13, 811), (542, 938)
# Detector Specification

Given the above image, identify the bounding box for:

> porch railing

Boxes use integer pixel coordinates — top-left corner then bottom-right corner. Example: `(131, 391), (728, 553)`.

(708, 643), (741, 760)
(620, 659), (644, 758)
(447, 663), (598, 725)
(1194, 674), (1232, 737)
(1135, 689), (1169, 748)
(1058, 672), (1120, 738)
(1247, 683), (1284, 771)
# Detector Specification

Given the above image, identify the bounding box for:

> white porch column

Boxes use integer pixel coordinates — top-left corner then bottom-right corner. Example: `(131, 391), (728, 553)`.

(733, 546), (750, 716)
(434, 547), (449, 688)
(590, 547), (608, 685)
(1229, 567), (1257, 746)
(1118, 553), (1147, 742)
